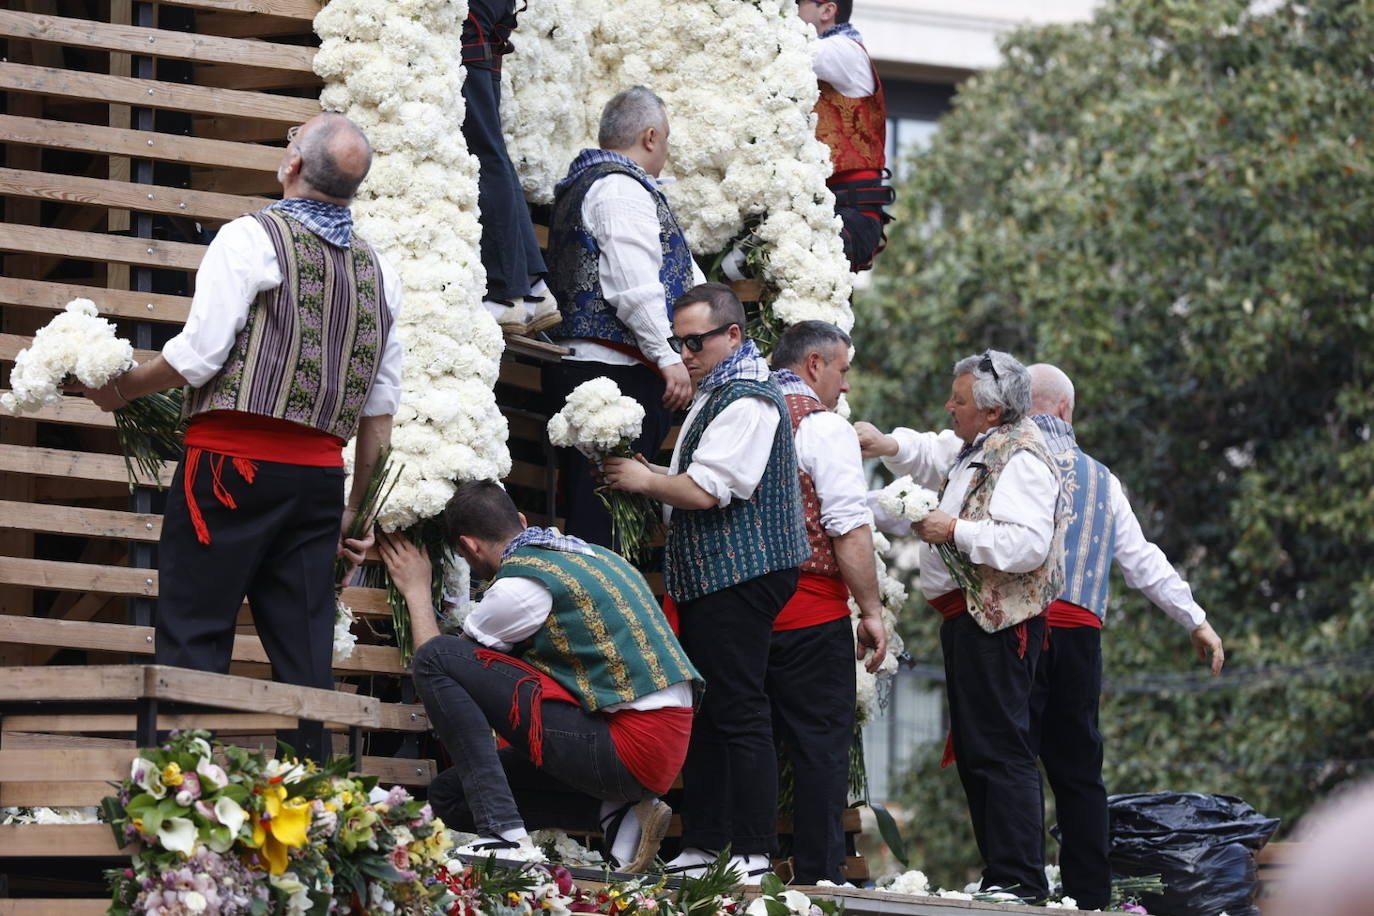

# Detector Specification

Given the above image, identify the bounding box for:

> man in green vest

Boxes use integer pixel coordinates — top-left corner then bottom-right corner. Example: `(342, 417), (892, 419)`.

(378, 480), (698, 871)
(602, 283), (809, 885)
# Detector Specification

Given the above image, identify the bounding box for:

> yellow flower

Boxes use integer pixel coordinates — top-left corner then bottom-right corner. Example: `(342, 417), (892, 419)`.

(162, 763), (184, 787)
(246, 785), (312, 875)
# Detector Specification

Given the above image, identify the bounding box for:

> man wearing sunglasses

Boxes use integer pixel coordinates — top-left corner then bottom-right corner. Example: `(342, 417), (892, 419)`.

(856, 350), (1065, 901)
(546, 86), (704, 551)
(603, 283), (808, 885)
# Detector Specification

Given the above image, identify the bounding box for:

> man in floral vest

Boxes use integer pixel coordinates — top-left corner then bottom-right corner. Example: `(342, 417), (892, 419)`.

(545, 86), (704, 551)
(1028, 363), (1225, 909)
(86, 113), (402, 763)
(602, 283), (808, 885)
(768, 320), (887, 884)
(795, 0), (895, 271)
(378, 481), (698, 872)
(857, 350), (1065, 901)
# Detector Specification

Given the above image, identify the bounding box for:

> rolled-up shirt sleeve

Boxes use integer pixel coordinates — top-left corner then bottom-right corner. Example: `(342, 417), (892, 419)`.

(882, 427), (965, 490)
(162, 216), (280, 387)
(461, 576), (553, 651)
(684, 395), (781, 507)
(1110, 474), (1207, 629)
(362, 251), (404, 416)
(797, 412), (872, 536)
(951, 450), (1058, 573)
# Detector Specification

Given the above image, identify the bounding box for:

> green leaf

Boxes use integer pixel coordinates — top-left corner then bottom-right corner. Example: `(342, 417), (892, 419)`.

(869, 801), (909, 867)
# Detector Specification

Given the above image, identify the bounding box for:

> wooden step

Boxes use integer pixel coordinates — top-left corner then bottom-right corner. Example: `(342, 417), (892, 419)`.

(0, 224), (205, 271)
(0, 276), (191, 325)
(0, 166), (269, 225)
(0, 113), (280, 173)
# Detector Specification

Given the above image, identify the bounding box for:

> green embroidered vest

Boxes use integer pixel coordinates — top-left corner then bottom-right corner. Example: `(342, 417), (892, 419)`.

(184, 210), (391, 441)
(493, 545), (700, 711)
(956, 417), (1067, 633)
(663, 379), (809, 602)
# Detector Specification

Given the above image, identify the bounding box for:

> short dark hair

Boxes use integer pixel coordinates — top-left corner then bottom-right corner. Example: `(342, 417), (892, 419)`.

(442, 481), (523, 545)
(675, 282), (745, 328)
(834, 0), (853, 23)
(298, 115), (371, 200)
(772, 320), (851, 371)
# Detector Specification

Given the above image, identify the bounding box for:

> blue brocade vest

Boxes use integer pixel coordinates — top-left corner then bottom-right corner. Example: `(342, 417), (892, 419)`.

(547, 160), (697, 354)
(663, 379), (809, 602)
(1033, 414), (1116, 619)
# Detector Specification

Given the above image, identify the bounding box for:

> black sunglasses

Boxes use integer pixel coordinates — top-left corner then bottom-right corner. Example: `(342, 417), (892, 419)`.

(979, 350), (1001, 383)
(668, 323), (736, 354)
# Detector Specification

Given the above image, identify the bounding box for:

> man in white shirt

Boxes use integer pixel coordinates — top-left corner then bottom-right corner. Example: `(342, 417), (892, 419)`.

(856, 350), (1063, 901)
(85, 113), (401, 762)
(795, 0), (894, 270)
(379, 481), (697, 871)
(1026, 363), (1225, 909)
(602, 283), (808, 884)
(768, 320), (887, 884)
(545, 87), (703, 551)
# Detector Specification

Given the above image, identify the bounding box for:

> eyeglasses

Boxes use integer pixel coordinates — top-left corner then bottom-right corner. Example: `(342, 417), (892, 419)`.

(668, 323), (736, 354)
(286, 125), (302, 145)
(979, 350), (1001, 383)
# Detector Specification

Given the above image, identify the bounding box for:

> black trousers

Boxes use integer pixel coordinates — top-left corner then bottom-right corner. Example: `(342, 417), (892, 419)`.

(462, 0), (545, 301)
(836, 206), (885, 272)
(1030, 625), (1110, 909)
(942, 612), (1048, 900)
(766, 615), (856, 883)
(541, 360), (672, 549)
(155, 455), (344, 762)
(677, 567), (800, 855)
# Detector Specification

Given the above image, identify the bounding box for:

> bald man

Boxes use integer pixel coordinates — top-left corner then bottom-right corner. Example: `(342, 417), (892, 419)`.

(1027, 363), (1224, 909)
(87, 113), (403, 762)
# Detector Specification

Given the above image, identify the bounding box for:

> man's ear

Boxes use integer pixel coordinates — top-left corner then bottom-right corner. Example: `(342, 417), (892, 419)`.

(456, 534), (480, 558)
(517, 511), (528, 529)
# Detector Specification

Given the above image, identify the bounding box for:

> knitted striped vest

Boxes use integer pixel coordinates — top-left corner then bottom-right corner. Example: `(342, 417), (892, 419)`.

(494, 545), (700, 711)
(784, 392), (840, 577)
(1033, 414), (1115, 619)
(954, 417), (1067, 633)
(185, 210), (391, 441)
(547, 161), (696, 352)
(664, 380), (809, 601)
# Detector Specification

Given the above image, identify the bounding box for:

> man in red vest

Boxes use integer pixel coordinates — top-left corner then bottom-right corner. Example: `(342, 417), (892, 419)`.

(796, 0), (895, 271)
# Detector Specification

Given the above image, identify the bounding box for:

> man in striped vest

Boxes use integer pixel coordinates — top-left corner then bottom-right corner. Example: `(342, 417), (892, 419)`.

(86, 113), (401, 763)
(857, 350), (1064, 901)
(602, 283), (809, 884)
(768, 320), (887, 884)
(1028, 363), (1225, 909)
(379, 481), (698, 872)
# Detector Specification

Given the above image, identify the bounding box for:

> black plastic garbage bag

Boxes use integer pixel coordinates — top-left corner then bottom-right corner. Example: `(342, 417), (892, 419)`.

(1107, 792), (1280, 916)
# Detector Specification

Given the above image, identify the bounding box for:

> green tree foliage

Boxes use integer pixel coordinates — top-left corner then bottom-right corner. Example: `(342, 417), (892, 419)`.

(851, 0), (1374, 888)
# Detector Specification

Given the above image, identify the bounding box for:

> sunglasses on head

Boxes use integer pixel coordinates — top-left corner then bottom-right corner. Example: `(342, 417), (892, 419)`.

(979, 350), (1001, 383)
(668, 323), (736, 354)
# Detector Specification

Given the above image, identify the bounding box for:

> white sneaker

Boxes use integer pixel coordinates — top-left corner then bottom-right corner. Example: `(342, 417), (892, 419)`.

(483, 299), (526, 333)
(524, 297), (561, 334)
(662, 846), (719, 879)
(452, 834), (545, 863)
(725, 853), (772, 887)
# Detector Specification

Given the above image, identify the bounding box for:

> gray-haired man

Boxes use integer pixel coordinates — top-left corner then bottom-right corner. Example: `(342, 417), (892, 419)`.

(857, 350), (1064, 901)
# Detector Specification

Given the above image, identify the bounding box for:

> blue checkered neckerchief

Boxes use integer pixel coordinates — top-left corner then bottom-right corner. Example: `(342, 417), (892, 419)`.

(821, 21), (864, 43)
(771, 368), (820, 401)
(501, 526), (595, 562)
(555, 149), (651, 196)
(697, 339), (772, 397)
(269, 198), (353, 248)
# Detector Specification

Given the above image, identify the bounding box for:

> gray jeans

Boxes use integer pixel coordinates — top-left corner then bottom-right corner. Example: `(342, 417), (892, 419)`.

(413, 635), (655, 836)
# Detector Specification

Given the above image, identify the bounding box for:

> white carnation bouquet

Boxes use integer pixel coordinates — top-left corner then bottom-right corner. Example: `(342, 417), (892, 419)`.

(876, 475), (982, 603)
(2, 298), (184, 489)
(546, 377), (658, 565)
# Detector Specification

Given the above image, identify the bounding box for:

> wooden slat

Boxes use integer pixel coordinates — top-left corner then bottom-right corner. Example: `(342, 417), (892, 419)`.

(0, 500), (159, 540)
(0, 62), (320, 124)
(0, 113), (281, 172)
(0, 747), (133, 782)
(0, 665), (149, 702)
(0, 9), (317, 72)
(377, 703), (429, 732)
(0, 224), (205, 270)
(0, 781), (113, 806)
(0, 276), (191, 324)
(0, 443), (175, 486)
(505, 459), (548, 491)
(0, 556), (157, 597)
(339, 585), (390, 617)
(499, 360), (542, 393)
(194, 11), (317, 40)
(0, 391), (119, 427)
(0, 712), (296, 732)
(0, 901), (109, 915)
(0, 167), (270, 224)
(146, 665), (380, 726)
(155, 0), (323, 19)
(0, 823), (128, 857)
(361, 755), (435, 786)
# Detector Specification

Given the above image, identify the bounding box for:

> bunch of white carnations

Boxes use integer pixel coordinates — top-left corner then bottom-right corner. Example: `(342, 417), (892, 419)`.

(853, 530), (906, 725)
(876, 475), (940, 523)
(332, 598), (358, 663)
(1, 299), (131, 415)
(315, 0), (510, 533)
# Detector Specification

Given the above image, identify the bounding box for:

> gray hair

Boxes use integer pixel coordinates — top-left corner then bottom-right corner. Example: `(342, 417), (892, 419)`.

(298, 113), (372, 201)
(952, 349), (1032, 425)
(772, 320), (851, 370)
(1028, 363), (1075, 415)
(598, 86), (668, 150)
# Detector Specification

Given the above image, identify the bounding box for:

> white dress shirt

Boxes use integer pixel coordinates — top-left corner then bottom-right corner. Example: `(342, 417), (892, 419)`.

(664, 390), (781, 521)
(793, 396), (873, 537)
(815, 34), (875, 98)
(162, 215), (404, 416)
(559, 174), (705, 369)
(462, 574), (692, 712)
(1107, 474), (1207, 629)
(874, 427), (1058, 600)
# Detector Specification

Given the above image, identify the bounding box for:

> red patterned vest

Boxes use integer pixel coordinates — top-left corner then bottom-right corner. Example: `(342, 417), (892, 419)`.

(813, 42), (887, 179)
(785, 393), (840, 577)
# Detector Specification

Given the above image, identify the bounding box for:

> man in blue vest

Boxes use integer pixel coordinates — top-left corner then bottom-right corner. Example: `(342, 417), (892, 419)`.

(602, 283), (808, 885)
(1028, 363), (1225, 909)
(379, 481), (699, 871)
(545, 86), (703, 551)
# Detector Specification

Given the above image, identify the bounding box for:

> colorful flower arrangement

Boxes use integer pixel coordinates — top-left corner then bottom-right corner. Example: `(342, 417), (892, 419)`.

(101, 730), (455, 915)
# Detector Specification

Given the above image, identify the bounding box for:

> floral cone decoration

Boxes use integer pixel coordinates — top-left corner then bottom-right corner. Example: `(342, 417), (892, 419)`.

(314, 0), (512, 534)
(502, 0), (854, 338)
(547, 377), (661, 566)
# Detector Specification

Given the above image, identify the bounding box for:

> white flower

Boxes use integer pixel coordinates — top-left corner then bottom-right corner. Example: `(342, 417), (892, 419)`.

(131, 757), (166, 799)
(876, 475), (940, 523)
(264, 757), (305, 784)
(196, 757), (228, 790)
(214, 796), (246, 839)
(334, 598), (358, 663)
(2, 298), (134, 416)
(157, 816), (198, 854)
(780, 890), (813, 913)
(547, 378), (644, 458)
(882, 869), (932, 896)
(183, 890), (209, 914)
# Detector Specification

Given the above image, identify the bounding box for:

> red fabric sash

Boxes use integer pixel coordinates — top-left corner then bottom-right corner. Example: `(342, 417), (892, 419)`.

(1047, 599), (1103, 629)
(928, 588), (968, 620)
(773, 572), (850, 631)
(606, 706), (693, 794)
